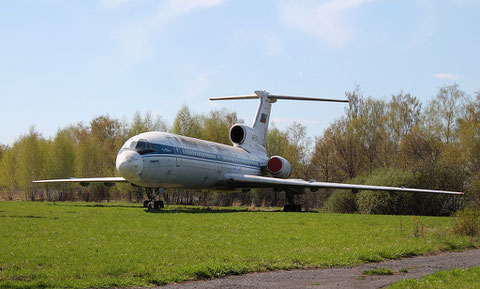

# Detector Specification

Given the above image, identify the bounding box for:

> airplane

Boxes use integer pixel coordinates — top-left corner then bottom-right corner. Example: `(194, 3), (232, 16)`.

(33, 90), (463, 211)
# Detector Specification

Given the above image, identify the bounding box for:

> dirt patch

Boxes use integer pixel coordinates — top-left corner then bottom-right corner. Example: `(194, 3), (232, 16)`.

(153, 248), (480, 289)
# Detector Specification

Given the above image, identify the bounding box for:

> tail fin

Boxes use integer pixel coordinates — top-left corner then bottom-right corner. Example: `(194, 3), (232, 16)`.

(210, 90), (348, 148)
(251, 91), (273, 147)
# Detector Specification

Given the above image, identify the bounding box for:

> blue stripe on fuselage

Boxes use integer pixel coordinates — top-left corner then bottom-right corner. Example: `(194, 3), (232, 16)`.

(142, 142), (263, 168)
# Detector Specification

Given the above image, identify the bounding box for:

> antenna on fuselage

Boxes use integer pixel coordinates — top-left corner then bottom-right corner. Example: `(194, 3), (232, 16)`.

(209, 90), (349, 148)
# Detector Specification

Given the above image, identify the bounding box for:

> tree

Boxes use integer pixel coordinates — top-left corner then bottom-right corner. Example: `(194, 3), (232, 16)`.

(172, 105), (202, 138)
(425, 84), (465, 143)
(356, 98), (389, 170)
(128, 111), (168, 137)
(52, 128), (76, 179)
(15, 127), (48, 200)
(202, 110), (239, 145)
(386, 92), (422, 149)
(328, 118), (366, 180)
(310, 129), (337, 182)
(285, 122), (310, 178)
(458, 91), (480, 204)
(0, 148), (17, 200)
(0, 144), (5, 161)
(266, 127), (288, 157)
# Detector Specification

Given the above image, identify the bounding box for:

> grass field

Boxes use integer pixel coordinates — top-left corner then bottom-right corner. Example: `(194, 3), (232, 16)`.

(388, 266), (480, 288)
(0, 201), (478, 288)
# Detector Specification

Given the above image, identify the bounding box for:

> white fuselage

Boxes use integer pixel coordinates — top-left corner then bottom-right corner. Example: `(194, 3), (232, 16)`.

(115, 131), (268, 189)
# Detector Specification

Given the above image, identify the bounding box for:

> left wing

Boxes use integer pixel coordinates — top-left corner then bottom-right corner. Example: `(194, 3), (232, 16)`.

(220, 173), (464, 195)
(33, 177), (127, 186)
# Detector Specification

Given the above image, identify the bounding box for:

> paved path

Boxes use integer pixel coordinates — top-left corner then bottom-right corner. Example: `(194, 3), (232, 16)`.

(155, 248), (480, 289)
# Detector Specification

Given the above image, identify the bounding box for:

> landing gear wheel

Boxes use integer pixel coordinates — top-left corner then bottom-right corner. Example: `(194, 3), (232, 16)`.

(154, 200), (164, 209)
(283, 191), (302, 212)
(283, 204), (302, 212)
(147, 201), (155, 210)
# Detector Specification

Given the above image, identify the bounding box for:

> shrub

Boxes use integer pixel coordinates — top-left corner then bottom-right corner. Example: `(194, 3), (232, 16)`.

(324, 191), (356, 213)
(355, 167), (418, 215)
(451, 208), (480, 236)
(356, 190), (393, 215)
(325, 167), (460, 215)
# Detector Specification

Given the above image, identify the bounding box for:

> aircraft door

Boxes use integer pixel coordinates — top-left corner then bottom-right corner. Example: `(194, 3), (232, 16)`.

(175, 147), (182, 167)
(166, 136), (182, 167)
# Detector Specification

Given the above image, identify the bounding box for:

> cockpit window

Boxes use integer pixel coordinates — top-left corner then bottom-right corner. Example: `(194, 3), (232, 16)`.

(122, 138), (157, 155)
(136, 140), (150, 149)
(135, 139), (156, 155)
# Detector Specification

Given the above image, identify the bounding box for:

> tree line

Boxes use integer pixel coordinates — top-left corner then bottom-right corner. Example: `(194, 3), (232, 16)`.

(0, 84), (478, 215)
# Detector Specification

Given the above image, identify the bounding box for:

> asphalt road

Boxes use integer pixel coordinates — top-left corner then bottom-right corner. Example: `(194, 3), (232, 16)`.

(154, 248), (480, 289)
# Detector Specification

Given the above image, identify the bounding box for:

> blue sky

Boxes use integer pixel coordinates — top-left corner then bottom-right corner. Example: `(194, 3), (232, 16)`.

(1, 0), (479, 146)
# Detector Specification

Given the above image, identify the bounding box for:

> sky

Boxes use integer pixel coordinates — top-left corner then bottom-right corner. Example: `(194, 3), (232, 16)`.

(1, 0), (479, 146)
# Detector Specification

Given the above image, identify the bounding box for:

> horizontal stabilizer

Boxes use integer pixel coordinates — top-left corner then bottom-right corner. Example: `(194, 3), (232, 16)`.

(270, 95), (349, 103)
(209, 90), (348, 103)
(209, 95), (258, 101)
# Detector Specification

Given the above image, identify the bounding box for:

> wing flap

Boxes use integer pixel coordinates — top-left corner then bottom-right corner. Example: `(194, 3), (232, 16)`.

(221, 174), (463, 195)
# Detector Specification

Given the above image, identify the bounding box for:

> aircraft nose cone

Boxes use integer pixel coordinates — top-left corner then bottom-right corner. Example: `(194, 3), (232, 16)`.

(116, 150), (143, 180)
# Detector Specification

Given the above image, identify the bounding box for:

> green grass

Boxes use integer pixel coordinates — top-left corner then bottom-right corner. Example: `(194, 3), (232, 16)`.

(388, 266), (480, 288)
(0, 201), (477, 288)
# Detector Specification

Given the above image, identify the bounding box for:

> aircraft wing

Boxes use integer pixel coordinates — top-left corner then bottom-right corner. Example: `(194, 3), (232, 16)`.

(220, 173), (464, 195)
(33, 177), (127, 186)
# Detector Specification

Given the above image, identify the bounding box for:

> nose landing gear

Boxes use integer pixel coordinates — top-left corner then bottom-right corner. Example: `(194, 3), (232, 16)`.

(143, 188), (165, 209)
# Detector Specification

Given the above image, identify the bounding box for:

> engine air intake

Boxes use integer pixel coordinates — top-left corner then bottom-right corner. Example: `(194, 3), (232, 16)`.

(267, 156), (291, 178)
(230, 125), (246, 144)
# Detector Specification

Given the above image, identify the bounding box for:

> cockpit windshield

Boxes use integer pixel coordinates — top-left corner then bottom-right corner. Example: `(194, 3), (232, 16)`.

(122, 139), (156, 155)
(134, 139), (156, 155)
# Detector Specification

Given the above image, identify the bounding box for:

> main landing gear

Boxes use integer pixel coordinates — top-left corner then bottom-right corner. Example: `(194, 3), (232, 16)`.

(283, 191), (302, 212)
(143, 188), (165, 209)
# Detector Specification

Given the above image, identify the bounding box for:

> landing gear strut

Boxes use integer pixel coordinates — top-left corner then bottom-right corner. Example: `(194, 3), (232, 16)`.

(143, 188), (165, 209)
(283, 191), (302, 212)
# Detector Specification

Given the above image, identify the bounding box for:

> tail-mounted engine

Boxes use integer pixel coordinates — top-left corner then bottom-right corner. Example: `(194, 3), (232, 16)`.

(229, 124), (251, 145)
(229, 124), (266, 154)
(267, 156), (291, 178)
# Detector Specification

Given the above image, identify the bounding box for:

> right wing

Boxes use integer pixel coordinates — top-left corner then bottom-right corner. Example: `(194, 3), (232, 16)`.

(33, 177), (127, 186)
(220, 173), (464, 195)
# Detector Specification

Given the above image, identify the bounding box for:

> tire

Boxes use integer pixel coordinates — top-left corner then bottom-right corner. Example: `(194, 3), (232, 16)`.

(294, 204), (302, 212)
(154, 200), (164, 209)
(284, 204), (302, 212)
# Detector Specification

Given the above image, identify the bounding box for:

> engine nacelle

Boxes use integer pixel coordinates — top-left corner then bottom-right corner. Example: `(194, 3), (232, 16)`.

(267, 156), (292, 178)
(229, 124), (252, 145)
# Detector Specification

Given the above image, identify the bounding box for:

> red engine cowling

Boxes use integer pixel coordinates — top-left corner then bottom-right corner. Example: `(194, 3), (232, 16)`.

(267, 156), (292, 178)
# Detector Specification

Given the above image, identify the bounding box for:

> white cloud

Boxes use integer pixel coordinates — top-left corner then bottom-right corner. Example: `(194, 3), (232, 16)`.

(433, 73), (459, 80)
(279, 0), (374, 48)
(111, 0), (224, 65)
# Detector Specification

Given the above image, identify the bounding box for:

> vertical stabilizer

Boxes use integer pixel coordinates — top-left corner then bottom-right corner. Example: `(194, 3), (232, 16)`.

(251, 90), (274, 147)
